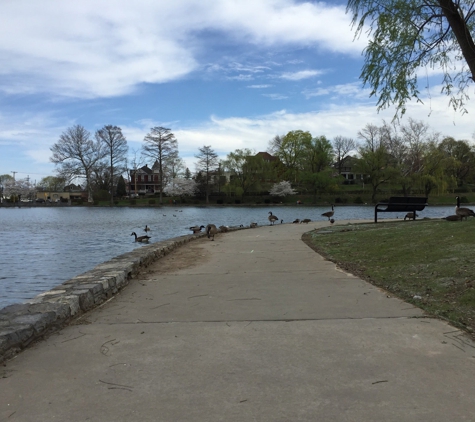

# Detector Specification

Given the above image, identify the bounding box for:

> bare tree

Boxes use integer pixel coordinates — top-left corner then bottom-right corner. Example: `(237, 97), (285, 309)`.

(142, 127), (178, 204)
(95, 125), (128, 206)
(195, 145), (219, 204)
(268, 134), (285, 155)
(332, 136), (356, 175)
(50, 125), (106, 202)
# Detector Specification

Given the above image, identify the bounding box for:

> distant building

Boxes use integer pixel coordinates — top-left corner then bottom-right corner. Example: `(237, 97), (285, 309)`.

(333, 156), (365, 183)
(255, 151), (279, 163)
(129, 162), (161, 195)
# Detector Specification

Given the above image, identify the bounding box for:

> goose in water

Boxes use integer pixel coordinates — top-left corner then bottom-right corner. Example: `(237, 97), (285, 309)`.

(131, 232), (151, 242)
(144, 225), (151, 232)
(268, 211), (278, 225)
(206, 224), (219, 241)
(190, 225), (205, 234)
(455, 196), (475, 220)
(321, 204), (334, 220)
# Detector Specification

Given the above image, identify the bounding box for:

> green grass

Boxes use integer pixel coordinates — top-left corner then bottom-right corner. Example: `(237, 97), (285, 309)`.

(302, 219), (475, 335)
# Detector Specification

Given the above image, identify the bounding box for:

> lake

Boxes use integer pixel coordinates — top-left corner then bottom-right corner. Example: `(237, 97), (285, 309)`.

(0, 204), (457, 309)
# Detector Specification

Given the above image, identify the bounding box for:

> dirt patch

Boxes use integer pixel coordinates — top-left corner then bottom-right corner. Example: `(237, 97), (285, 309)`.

(141, 239), (211, 278)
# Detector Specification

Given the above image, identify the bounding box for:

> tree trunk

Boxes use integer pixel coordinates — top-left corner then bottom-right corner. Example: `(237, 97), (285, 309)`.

(438, 0), (475, 81)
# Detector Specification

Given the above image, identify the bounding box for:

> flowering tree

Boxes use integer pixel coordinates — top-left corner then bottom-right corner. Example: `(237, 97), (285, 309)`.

(163, 178), (197, 197)
(269, 181), (297, 197)
(3, 178), (35, 201)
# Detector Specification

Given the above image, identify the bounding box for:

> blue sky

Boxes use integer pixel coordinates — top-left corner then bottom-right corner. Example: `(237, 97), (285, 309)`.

(1, 0), (474, 184)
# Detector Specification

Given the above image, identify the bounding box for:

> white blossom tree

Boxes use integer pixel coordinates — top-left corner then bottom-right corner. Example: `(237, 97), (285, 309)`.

(3, 177), (35, 201)
(269, 181), (298, 197)
(163, 178), (197, 197)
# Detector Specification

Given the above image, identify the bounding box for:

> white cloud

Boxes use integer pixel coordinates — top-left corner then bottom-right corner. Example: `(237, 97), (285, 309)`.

(0, 0), (363, 98)
(280, 70), (324, 80)
(247, 84), (273, 89)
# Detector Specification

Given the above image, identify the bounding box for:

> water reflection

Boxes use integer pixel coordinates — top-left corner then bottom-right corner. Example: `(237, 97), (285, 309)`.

(0, 204), (456, 308)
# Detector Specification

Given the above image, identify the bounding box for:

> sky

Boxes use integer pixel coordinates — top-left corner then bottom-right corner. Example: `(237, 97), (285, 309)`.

(1, 0), (474, 184)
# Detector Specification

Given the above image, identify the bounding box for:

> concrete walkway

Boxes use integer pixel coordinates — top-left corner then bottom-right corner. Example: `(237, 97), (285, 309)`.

(2, 221), (475, 421)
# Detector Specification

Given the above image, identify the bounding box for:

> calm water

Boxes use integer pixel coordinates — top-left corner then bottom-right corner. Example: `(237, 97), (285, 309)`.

(0, 204), (457, 309)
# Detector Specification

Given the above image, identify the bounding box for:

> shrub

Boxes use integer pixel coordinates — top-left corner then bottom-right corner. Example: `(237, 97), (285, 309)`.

(217, 199), (224, 204)
(354, 196), (364, 204)
(264, 199), (271, 204)
(130, 199), (136, 205)
(149, 199), (156, 205)
(235, 199), (241, 204)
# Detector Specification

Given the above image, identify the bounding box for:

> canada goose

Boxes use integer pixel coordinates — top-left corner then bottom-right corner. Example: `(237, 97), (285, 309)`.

(131, 232), (151, 242)
(190, 225), (205, 233)
(329, 218), (335, 225)
(300, 218), (311, 224)
(250, 222), (258, 228)
(292, 219), (300, 224)
(455, 196), (475, 220)
(219, 225), (229, 232)
(206, 224), (219, 241)
(268, 211), (278, 225)
(321, 204), (334, 220)
(280, 219), (284, 224)
(404, 212), (418, 221)
(144, 225), (151, 232)
(443, 215), (462, 221)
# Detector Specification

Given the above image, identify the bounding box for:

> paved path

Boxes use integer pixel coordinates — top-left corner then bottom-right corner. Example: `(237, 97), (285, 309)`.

(2, 222), (475, 421)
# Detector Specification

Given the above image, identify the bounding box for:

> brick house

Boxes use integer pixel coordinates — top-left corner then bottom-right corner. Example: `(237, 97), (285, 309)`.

(129, 162), (161, 195)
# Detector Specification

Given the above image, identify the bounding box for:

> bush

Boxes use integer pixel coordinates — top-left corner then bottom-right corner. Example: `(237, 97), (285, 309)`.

(460, 196), (469, 203)
(114, 200), (119, 205)
(235, 199), (241, 204)
(149, 199), (156, 205)
(354, 196), (364, 204)
(130, 199), (136, 205)
(217, 199), (224, 204)
(264, 199), (271, 204)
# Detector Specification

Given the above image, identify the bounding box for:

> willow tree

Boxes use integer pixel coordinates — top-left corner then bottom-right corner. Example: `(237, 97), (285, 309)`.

(347, 0), (475, 116)
(142, 127), (178, 204)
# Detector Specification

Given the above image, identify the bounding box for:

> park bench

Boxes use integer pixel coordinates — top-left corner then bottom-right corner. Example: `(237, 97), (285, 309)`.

(374, 196), (428, 223)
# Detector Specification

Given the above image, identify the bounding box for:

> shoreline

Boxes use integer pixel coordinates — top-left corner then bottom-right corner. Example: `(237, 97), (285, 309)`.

(0, 229), (219, 363)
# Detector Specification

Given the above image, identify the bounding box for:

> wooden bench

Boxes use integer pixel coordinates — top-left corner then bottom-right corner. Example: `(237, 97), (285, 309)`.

(374, 196), (428, 223)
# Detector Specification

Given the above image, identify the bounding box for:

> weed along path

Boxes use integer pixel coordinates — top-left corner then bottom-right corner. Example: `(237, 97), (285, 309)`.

(3, 221), (475, 421)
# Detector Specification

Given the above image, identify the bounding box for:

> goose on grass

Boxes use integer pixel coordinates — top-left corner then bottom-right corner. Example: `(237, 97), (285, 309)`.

(455, 196), (475, 220)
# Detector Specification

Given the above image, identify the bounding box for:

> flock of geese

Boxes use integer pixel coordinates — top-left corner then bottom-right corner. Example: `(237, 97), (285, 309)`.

(130, 196), (474, 243)
(130, 204), (336, 244)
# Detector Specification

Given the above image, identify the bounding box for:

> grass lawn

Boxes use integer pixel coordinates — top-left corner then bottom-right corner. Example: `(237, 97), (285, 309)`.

(302, 218), (475, 336)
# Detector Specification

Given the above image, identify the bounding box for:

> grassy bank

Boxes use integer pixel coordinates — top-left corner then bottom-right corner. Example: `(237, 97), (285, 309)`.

(302, 219), (475, 335)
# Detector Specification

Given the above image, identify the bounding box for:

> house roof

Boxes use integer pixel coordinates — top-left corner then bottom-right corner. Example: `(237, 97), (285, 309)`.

(255, 152), (278, 162)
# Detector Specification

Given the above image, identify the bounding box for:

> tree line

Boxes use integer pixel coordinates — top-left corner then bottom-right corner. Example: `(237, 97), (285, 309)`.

(1, 119), (474, 204)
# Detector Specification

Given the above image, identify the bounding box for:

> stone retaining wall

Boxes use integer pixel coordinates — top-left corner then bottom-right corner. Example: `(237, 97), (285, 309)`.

(0, 231), (210, 363)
